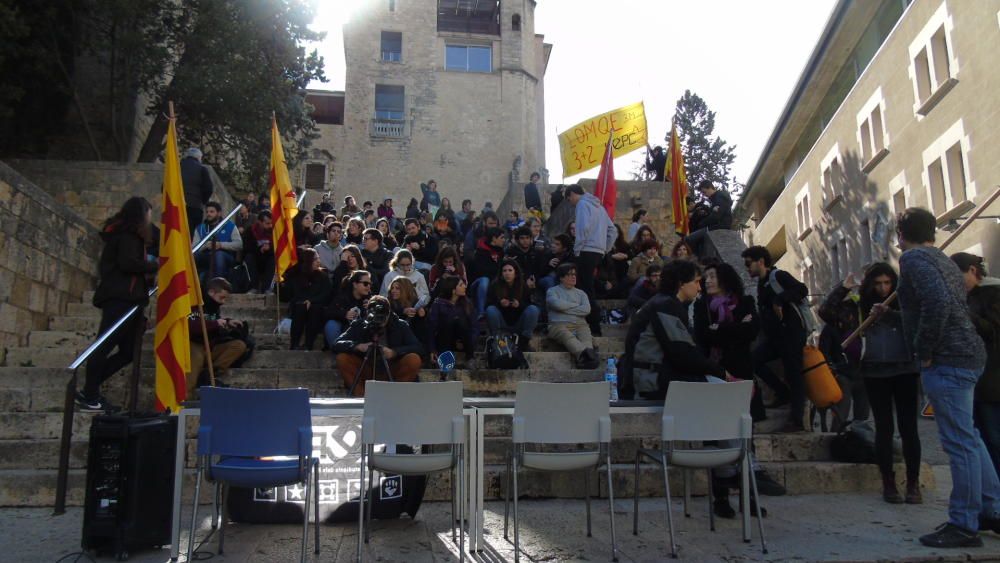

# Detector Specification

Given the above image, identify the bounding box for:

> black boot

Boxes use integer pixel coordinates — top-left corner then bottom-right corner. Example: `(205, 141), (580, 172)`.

(882, 472), (903, 504)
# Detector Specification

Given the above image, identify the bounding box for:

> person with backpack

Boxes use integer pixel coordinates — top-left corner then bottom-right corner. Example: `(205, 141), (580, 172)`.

(853, 262), (922, 505)
(547, 263), (599, 369)
(896, 208), (1000, 547)
(427, 276), (478, 368)
(486, 259), (539, 354)
(952, 252), (1000, 479)
(742, 245), (811, 433)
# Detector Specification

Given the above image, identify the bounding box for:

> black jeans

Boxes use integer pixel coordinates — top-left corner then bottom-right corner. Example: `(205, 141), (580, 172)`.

(575, 251), (603, 332)
(187, 206), (203, 237)
(434, 316), (473, 359)
(864, 373), (922, 480)
(290, 302), (325, 350)
(752, 333), (806, 423)
(83, 299), (144, 400)
(245, 250), (275, 291)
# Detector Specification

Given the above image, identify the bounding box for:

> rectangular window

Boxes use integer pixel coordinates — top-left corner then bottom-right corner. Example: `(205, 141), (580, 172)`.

(795, 187), (812, 240)
(821, 157), (843, 209)
(437, 0), (501, 35)
(304, 164), (326, 191)
(914, 47), (933, 103)
(892, 188), (907, 215)
(380, 31), (402, 62)
(945, 142), (967, 207)
(374, 85), (404, 120)
(927, 157), (947, 214)
(838, 238), (850, 279)
(445, 45), (492, 73)
(389, 0), (395, 11)
(930, 27), (951, 86)
(909, 6), (958, 116)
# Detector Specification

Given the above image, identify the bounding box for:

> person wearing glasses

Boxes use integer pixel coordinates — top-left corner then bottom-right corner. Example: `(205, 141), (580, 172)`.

(379, 249), (431, 310)
(323, 270), (372, 349)
(546, 263), (599, 369)
(361, 228), (393, 285)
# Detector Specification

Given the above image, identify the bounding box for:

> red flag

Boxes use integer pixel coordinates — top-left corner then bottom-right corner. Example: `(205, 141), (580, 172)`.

(594, 128), (617, 219)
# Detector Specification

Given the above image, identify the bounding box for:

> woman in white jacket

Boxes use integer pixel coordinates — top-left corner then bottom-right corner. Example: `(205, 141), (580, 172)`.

(380, 249), (431, 309)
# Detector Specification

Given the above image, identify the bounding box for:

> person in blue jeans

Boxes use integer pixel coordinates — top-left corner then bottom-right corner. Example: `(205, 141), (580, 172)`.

(896, 207), (1000, 548)
(486, 260), (539, 353)
(323, 270), (371, 348)
(469, 227), (506, 316)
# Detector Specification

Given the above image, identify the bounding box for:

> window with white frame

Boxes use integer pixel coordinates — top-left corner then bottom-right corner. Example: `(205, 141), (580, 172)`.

(801, 257), (816, 302)
(857, 88), (889, 172)
(445, 44), (492, 73)
(909, 3), (958, 115)
(820, 145), (843, 211)
(922, 119), (975, 220)
(381, 31), (402, 62)
(795, 185), (813, 240)
(889, 170), (909, 216)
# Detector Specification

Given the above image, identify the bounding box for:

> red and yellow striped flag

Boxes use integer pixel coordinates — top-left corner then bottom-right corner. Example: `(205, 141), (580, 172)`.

(270, 117), (298, 280)
(154, 115), (203, 412)
(666, 121), (690, 236)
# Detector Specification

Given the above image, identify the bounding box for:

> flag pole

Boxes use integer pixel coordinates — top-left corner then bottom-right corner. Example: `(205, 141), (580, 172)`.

(170, 101), (217, 386)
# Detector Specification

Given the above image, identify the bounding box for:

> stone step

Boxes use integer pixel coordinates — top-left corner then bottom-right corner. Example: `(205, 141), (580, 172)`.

(27, 330), (625, 355)
(0, 460), (934, 507)
(64, 301), (281, 320)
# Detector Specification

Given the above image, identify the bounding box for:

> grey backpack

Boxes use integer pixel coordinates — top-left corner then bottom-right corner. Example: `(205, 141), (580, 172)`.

(767, 269), (818, 334)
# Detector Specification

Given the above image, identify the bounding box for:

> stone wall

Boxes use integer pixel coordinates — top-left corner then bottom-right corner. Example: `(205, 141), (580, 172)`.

(0, 163), (102, 352)
(577, 179), (681, 251)
(5, 160), (239, 230)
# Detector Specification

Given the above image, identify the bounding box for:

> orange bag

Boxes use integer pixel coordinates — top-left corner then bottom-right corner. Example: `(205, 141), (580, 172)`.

(801, 345), (843, 408)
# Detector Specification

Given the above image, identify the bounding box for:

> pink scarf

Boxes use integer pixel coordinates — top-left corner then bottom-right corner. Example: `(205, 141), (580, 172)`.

(709, 294), (738, 324)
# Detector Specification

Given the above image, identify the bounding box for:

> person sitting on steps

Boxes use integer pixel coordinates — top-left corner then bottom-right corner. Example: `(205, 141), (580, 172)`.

(546, 263), (599, 369)
(187, 277), (253, 396)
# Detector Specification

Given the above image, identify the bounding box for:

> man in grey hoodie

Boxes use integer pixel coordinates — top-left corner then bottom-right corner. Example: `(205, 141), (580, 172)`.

(895, 207), (1000, 548)
(566, 184), (617, 335)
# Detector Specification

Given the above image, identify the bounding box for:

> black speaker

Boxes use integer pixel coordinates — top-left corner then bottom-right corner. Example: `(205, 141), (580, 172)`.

(82, 414), (177, 561)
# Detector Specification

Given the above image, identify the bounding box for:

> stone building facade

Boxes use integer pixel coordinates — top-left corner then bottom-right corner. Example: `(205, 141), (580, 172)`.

(738, 0), (1000, 299)
(293, 0), (551, 210)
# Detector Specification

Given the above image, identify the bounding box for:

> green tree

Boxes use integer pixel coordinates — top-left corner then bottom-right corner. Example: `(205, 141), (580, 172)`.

(672, 89), (737, 192)
(140, 0), (326, 189)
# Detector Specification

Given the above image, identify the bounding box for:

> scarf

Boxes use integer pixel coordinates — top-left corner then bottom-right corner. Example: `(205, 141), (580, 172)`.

(709, 294), (738, 324)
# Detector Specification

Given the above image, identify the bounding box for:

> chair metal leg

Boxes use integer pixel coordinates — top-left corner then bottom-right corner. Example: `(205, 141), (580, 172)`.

(513, 453), (520, 563)
(584, 470), (592, 537)
(211, 482), (220, 529)
(606, 450), (619, 562)
(301, 468), (311, 563)
(632, 451), (640, 536)
(504, 448), (512, 541)
(357, 445), (365, 563)
(459, 444), (466, 563)
(365, 449), (374, 544)
(740, 456), (751, 543)
(749, 467), (769, 554)
(683, 469), (691, 518)
(186, 464), (203, 563)
(662, 453), (677, 558)
(707, 469), (715, 532)
(314, 460), (321, 555)
(451, 462), (458, 544)
(218, 484), (228, 554)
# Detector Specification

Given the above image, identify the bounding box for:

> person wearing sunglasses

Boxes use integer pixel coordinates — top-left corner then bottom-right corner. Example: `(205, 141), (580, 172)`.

(324, 270), (372, 349)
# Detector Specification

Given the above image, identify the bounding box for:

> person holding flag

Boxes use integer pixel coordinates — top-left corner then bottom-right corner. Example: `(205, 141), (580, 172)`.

(77, 197), (158, 412)
(270, 116), (299, 289)
(154, 105), (207, 413)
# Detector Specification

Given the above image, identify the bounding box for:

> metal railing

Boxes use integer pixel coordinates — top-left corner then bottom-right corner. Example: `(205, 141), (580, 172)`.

(54, 191), (307, 514)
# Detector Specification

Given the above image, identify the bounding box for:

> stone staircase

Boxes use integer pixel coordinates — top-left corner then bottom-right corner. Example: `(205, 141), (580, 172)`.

(0, 292), (933, 507)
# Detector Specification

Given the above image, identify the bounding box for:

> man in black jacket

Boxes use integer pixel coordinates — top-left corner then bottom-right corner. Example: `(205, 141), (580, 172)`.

(505, 226), (542, 286)
(685, 180), (733, 256)
(524, 172), (543, 215)
(621, 260), (726, 400)
(742, 245), (810, 432)
(180, 147), (214, 235)
(333, 296), (424, 396)
(360, 228), (393, 286)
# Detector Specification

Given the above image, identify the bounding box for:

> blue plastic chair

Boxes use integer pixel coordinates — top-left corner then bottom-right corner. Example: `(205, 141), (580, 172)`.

(188, 387), (319, 563)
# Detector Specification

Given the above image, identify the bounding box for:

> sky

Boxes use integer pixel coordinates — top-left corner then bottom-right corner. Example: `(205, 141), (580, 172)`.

(308, 0), (838, 185)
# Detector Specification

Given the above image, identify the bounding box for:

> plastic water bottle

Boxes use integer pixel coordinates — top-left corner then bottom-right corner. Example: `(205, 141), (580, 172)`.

(605, 358), (619, 401)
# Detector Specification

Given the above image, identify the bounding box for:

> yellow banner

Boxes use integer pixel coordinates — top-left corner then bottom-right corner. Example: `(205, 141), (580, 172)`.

(558, 101), (648, 177)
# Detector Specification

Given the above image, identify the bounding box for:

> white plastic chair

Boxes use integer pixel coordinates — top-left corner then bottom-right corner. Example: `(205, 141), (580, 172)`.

(632, 380), (767, 557)
(503, 382), (618, 562)
(358, 381), (466, 562)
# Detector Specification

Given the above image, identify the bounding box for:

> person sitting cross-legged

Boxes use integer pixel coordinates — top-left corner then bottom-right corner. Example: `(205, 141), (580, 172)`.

(332, 295), (423, 397)
(546, 263), (599, 369)
(486, 259), (540, 353)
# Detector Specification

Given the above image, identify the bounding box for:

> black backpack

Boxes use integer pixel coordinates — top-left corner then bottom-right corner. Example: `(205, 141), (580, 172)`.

(830, 421), (877, 464)
(486, 331), (526, 369)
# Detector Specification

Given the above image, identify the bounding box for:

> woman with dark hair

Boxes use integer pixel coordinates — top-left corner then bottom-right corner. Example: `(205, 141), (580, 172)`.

(405, 197), (421, 220)
(292, 211), (321, 246)
(564, 220), (576, 249)
(436, 197), (456, 224)
(597, 224), (631, 298)
(427, 276), (478, 367)
(628, 209), (648, 241)
(856, 262), (922, 504)
(78, 197), (158, 411)
(486, 259), (540, 352)
(670, 239), (694, 261)
(952, 252), (1000, 477)
(282, 246), (333, 350)
(629, 225), (658, 258)
(375, 218), (399, 250)
(429, 246), (468, 292)
(330, 244), (367, 295)
(628, 240), (664, 283)
(817, 270), (867, 428)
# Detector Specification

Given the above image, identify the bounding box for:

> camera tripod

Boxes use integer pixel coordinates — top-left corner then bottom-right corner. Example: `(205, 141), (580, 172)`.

(347, 331), (395, 397)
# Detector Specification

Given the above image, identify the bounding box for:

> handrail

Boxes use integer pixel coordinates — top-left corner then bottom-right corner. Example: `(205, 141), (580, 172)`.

(54, 190), (308, 515)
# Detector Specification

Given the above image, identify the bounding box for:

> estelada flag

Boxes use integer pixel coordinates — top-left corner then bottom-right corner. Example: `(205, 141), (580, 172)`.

(666, 121), (690, 236)
(154, 115), (203, 412)
(270, 117), (298, 280)
(594, 128), (618, 219)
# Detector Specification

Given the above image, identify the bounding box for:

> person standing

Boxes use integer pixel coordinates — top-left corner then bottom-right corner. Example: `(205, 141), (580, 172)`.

(78, 197), (158, 411)
(742, 245), (810, 432)
(565, 184), (616, 336)
(952, 252), (1000, 478)
(180, 147), (214, 235)
(524, 172), (543, 218)
(895, 208), (1000, 547)
(420, 179), (442, 213)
